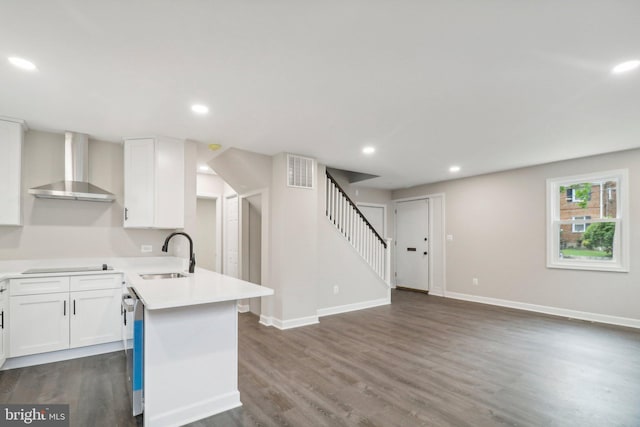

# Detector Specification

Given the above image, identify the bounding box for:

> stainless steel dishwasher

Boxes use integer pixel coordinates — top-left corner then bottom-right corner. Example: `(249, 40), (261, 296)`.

(122, 287), (144, 416)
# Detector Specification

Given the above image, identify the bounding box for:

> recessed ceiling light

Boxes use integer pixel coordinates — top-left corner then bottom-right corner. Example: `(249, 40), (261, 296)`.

(199, 166), (210, 171)
(8, 56), (37, 71)
(191, 104), (209, 114)
(362, 146), (375, 155)
(208, 143), (221, 151)
(611, 60), (640, 75)
(449, 165), (461, 173)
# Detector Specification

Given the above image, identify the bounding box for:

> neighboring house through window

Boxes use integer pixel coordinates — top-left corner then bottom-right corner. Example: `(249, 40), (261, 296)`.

(547, 169), (629, 272)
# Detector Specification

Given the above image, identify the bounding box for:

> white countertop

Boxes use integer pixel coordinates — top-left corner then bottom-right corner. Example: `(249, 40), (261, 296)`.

(0, 256), (274, 310)
(126, 268), (273, 310)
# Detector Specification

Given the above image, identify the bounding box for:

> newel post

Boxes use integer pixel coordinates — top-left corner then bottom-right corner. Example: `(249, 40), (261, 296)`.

(385, 238), (392, 285)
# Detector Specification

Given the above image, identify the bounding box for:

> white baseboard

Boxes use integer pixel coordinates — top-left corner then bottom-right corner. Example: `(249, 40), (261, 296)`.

(446, 291), (640, 329)
(259, 315), (273, 327)
(259, 314), (319, 330)
(317, 297), (390, 318)
(237, 304), (250, 313)
(2, 341), (124, 371)
(146, 391), (241, 426)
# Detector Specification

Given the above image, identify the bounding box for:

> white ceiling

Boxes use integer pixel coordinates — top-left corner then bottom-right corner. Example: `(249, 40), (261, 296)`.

(1, 1), (639, 189)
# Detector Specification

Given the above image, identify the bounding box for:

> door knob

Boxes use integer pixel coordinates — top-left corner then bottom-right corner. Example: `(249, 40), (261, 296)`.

(423, 251), (428, 255)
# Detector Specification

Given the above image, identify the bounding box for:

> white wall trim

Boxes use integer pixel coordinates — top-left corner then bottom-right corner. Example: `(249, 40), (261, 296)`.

(317, 296), (390, 318)
(260, 315), (319, 330)
(2, 341), (124, 371)
(392, 192), (446, 203)
(259, 315), (273, 327)
(237, 303), (250, 313)
(446, 291), (640, 329)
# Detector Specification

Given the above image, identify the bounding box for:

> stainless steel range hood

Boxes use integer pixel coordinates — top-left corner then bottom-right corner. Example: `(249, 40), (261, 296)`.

(28, 132), (116, 202)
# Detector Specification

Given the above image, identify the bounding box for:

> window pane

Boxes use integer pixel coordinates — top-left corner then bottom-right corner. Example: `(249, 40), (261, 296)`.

(559, 221), (615, 260)
(559, 181), (617, 220)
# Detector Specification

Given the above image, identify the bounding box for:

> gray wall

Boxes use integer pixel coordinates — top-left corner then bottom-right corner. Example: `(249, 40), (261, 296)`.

(0, 130), (171, 260)
(269, 153), (318, 321)
(392, 148), (640, 320)
(195, 198), (216, 271)
(208, 147), (272, 194)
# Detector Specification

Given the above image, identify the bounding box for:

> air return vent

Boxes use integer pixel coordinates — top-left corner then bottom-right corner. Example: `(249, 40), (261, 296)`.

(287, 154), (315, 189)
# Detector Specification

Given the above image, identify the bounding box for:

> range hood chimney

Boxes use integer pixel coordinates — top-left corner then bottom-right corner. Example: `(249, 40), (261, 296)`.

(28, 132), (116, 202)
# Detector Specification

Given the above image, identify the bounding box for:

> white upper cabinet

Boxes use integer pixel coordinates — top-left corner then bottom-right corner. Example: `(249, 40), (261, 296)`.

(0, 118), (25, 226)
(123, 136), (185, 229)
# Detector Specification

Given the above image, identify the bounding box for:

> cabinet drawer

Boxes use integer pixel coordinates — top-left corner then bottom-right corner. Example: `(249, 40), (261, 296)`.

(10, 277), (70, 296)
(70, 274), (122, 291)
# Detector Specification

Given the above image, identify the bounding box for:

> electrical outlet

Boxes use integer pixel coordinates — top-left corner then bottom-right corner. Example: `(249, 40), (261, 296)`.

(447, 234), (454, 241)
(141, 245), (153, 253)
(333, 285), (339, 295)
(472, 277), (479, 286)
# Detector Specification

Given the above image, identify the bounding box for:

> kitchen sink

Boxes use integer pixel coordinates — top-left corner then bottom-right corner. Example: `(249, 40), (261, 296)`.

(139, 272), (188, 280)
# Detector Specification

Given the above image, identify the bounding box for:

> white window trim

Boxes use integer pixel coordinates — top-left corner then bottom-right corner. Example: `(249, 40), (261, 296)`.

(571, 216), (590, 233)
(547, 169), (629, 272)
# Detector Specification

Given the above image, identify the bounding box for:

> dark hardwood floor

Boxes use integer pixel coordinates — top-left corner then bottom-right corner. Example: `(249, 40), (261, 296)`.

(2, 290), (639, 426)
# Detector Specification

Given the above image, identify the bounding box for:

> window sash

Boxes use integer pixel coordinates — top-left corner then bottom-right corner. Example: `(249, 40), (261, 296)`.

(547, 169), (628, 272)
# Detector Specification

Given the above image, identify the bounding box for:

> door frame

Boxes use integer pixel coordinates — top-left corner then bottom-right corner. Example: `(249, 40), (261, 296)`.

(223, 193), (239, 278)
(196, 193), (222, 273)
(356, 202), (387, 239)
(393, 193), (446, 296)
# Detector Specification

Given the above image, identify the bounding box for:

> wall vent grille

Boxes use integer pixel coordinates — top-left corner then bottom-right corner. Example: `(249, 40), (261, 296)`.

(287, 154), (315, 189)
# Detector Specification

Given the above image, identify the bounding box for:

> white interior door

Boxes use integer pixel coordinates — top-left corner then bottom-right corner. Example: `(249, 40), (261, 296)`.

(224, 195), (239, 278)
(395, 199), (429, 291)
(357, 203), (386, 238)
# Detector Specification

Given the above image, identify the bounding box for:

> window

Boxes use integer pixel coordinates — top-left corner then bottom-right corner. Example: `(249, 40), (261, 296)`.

(547, 169), (629, 272)
(571, 216), (591, 233)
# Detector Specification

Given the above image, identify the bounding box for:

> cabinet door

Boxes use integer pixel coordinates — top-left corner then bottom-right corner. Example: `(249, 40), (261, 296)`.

(155, 137), (184, 228)
(10, 293), (70, 357)
(124, 138), (155, 228)
(0, 283), (8, 367)
(0, 119), (23, 225)
(70, 289), (121, 348)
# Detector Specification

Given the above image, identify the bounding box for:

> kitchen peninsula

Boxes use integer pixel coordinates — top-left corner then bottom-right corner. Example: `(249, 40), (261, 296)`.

(126, 267), (273, 427)
(0, 257), (273, 427)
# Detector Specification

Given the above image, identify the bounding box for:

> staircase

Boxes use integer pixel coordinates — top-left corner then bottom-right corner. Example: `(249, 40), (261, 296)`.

(325, 171), (391, 284)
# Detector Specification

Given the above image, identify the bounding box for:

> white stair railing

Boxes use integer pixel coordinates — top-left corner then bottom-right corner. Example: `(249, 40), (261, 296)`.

(325, 172), (390, 283)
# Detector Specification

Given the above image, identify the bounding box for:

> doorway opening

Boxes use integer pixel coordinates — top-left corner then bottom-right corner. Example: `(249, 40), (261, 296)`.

(195, 196), (220, 272)
(237, 189), (270, 320)
(241, 194), (263, 315)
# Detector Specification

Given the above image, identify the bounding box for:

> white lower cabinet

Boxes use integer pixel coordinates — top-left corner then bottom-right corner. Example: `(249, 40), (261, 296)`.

(70, 288), (121, 348)
(10, 292), (70, 357)
(1, 282), (8, 367)
(9, 274), (123, 358)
